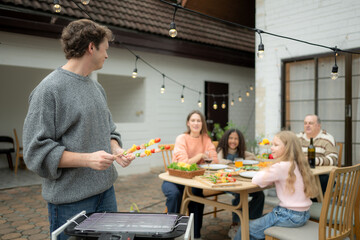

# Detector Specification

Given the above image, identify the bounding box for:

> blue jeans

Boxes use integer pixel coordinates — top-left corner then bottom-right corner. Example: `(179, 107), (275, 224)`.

(230, 191), (265, 223)
(48, 186), (117, 240)
(234, 206), (310, 240)
(161, 181), (204, 238)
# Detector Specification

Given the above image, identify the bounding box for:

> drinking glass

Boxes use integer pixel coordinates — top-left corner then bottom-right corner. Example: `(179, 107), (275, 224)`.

(204, 151), (213, 175)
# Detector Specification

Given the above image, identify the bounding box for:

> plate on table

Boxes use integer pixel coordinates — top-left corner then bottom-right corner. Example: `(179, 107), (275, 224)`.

(199, 164), (228, 170)
(242, 160), (259, 165)
(239, 171), (258, 178)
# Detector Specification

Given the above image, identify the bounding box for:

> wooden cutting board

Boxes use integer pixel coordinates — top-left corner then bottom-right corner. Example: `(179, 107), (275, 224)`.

(194, 176), (243, 188)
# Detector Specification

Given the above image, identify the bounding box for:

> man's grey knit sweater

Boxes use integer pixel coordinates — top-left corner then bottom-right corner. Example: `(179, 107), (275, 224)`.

(23, 68), (122, 204)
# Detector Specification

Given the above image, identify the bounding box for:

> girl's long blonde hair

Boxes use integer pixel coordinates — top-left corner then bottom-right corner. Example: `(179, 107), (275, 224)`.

(274, 131), (318, 198)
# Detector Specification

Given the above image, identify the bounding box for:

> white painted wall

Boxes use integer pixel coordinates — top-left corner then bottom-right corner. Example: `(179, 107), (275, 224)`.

(255, 0), (360, 139)
(0, 31), (255, 174)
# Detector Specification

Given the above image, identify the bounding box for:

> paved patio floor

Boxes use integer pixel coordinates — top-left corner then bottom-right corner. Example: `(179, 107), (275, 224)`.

(0, 167), (274, 240)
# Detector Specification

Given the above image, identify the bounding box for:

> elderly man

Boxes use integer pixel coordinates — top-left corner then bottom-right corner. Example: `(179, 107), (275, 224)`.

(297, 114), (338, 193)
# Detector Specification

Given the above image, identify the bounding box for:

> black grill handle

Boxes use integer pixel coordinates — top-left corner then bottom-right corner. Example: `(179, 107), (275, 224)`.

(98, 232), (135, 240)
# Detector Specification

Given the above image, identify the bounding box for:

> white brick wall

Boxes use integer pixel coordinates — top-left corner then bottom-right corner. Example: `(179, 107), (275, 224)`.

(255, 0), (360, 139)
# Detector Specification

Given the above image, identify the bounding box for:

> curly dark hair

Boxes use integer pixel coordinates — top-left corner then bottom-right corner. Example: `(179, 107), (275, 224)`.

(61, 19), (113, 59)
(217, 129), (246, 158)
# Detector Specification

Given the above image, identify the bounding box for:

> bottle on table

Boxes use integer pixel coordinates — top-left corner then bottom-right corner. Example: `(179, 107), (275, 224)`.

(308, 138), (316, 168)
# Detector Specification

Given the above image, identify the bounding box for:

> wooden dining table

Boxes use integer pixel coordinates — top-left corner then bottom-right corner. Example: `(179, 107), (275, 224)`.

(158, 165), (336, 240)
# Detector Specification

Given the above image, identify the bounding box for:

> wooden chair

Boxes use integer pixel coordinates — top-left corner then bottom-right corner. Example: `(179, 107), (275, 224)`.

(159, 144), (224, 218)
(354, 189), (360, 240)
(336, 142), (343, 167)
(264, 164), (360, 240)
(0, 136), (15, 170)
(13, 128), (24, 174)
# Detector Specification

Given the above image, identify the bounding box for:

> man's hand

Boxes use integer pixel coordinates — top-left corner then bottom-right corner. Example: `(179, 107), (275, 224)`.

(86, 150), (116, 170)
(115, 153), (135, 167)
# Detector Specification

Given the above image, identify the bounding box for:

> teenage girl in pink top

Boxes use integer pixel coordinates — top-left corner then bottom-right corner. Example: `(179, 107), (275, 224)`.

(234, 131), (318, 240)
(162, 110), (217, 239)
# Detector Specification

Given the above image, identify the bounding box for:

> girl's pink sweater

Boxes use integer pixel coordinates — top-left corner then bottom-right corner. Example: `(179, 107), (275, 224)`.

(252, 161), (312, 212)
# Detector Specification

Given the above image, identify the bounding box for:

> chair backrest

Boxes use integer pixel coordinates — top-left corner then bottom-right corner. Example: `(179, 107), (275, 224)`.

(336, 142), (343, 167)
(158, 144), (175, 171)
(0, 136), (14, 145)
(13, 128), (21, 153)
(319, 164), (360, 239)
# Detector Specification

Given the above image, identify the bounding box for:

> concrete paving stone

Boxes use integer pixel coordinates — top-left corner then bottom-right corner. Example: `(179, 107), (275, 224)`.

(0, 228), (14, 235)
(16, 224), (35, 231)
(28, 233), (48, 240)
(0, 223), (11, 230)
(0, 219), (6, 224)
(22, 228), (41, 235)
(35, 220), (49, 227)
(10, 220), (29, 227)
(1, 232), (22, 239)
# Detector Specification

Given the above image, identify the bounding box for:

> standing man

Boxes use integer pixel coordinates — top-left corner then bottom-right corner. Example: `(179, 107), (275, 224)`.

(297, 114), (338, 193)
(23, 19), (135, 240)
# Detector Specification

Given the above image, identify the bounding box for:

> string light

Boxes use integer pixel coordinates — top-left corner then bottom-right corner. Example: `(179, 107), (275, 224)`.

(256, 30), (264, 59)
(221, 95), (226, 109)
(331, 46), (339, 80)
(231, 94), (234, 106)
(180, 85), (185, 103)
(212, 95), (218, 110)
(197, 92), (202, 108)
(53, 0), (61, 12)
(169, 6), (178, 38)
(52, 0), (360, 108)
(160, 74), (165, 93)
(132, 56), (139, 78)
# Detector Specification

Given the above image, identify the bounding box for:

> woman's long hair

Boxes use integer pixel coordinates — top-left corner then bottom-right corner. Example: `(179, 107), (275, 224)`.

(217, 129), (246, 158)
(184, 110), (208, 136)
(275, 131), (319, 198)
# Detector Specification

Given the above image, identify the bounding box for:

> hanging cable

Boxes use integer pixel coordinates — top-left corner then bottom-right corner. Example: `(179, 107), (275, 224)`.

(160, 74), (165, 93)
(169, 5), (178, 38)
(132, 56), (139, 78)
(331, 46), (339, 80)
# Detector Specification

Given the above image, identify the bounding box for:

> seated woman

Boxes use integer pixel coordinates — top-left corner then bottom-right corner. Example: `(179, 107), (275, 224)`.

(161, 110), (218, 239)
(217, 129), (265, 239)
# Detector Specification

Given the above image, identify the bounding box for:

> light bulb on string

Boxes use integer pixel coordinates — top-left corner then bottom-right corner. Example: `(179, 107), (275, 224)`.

(246, 91), (250, 97)
(132, 56), (139, 78)
(160, 74), (165, 94)
(256, 30), (265, 59)
(213, 101), (218, 110)
(331, 46), (339, 80)
(197, 92), (202, 108)
(169, 6), (178, 38)
(180, 85), (185, 103)
(81, 0), (90, 5)
(53, 0), (61, 12)
(250, 85), (254, 91)
(221, 94), (226, 109)
(231, 94), (234, 106)
(238, 95), (242, 102)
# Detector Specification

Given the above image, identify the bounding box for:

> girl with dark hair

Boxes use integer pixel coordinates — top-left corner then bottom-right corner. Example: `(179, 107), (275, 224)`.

(217, 129), (265, 239)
